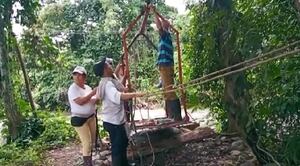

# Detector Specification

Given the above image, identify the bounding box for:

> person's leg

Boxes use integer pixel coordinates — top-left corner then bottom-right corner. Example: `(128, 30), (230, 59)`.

(159, 66), (177, 100)
(165, 98), (182, 121)
(74, 122), (93, 166)
(118, 124), (129, 165)
(103, 122), (121, 166)
(103, 122), (129, 166)
(87, 116), (97, 149)
(159, 66), (182, 121)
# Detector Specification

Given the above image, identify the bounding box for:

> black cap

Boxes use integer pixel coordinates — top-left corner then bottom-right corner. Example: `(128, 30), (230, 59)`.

(94, 57), (106, 77)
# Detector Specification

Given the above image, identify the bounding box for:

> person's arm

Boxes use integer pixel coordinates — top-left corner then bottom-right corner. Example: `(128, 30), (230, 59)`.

(90, 96), (100, 104)
(120, 92), (145, 100)
(154, 12), (164, 35)
(105, 81), (145, 104)
(114, 63), (123, 78)
(73, 88), (97, 105)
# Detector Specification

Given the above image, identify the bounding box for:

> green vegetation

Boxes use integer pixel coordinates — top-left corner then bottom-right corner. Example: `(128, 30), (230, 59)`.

(186, 0), (300, 164)
(0, 111), (76, 165)
(0, 0), (299, 165)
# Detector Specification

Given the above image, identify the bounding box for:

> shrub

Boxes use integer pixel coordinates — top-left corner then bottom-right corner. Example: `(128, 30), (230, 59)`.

(0, 110), (76, 165)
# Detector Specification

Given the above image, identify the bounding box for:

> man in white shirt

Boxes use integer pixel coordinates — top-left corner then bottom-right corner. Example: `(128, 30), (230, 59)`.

(68, 66), (97, 166)
(94, 57), (144, 166)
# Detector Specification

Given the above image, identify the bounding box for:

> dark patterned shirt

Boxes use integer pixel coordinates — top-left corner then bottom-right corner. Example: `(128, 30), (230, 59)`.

(157, 30), (173, 66)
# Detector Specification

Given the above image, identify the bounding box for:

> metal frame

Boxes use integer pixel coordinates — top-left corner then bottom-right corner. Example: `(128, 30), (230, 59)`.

(121, 4), (189, 123)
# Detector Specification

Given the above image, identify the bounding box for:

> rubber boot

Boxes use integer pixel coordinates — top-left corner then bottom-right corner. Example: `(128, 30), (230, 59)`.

(112, 155), (123, 166)
(166, 99), (182, 121)
(83, 156), (93, 166)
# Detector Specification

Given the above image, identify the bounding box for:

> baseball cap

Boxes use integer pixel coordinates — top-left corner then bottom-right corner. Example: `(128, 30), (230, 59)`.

(72, 66), (87, 75)
(94, 57), (107, 77)
(106, 58), (113, 65)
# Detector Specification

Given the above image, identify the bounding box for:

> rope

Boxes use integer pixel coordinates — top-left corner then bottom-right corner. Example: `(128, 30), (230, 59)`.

(129, 121), (156, 166)
(146, 131), (155, 166)
(161, 40), (300, 91)
(128, 41), (300, 165)
(129, 96), (156, 165)
(144, 47), (300, 98)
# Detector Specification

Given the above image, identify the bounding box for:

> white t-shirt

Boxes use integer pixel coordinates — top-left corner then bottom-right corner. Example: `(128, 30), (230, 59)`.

(68, 83), (96, 117)
(101, 81), (126, 125)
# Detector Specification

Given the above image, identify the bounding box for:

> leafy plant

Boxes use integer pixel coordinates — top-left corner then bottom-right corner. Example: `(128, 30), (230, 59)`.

(16, 115), (45, 147)
(36, 111), (76, 147)
(282, 135), (300, 165)
(0, 111), (76, 165)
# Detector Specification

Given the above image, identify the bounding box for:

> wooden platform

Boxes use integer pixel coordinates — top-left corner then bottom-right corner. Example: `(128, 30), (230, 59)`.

(127, 118), (215, 159)
(131, 117), (200, 131)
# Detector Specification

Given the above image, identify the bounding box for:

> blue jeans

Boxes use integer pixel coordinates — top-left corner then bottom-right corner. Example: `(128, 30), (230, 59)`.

(103, 122), (129, 166)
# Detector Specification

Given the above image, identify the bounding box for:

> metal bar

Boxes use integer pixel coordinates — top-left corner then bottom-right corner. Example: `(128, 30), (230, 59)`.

(123, 12), (144, 36)
(138, 5), (150, 34)
(121, 6), (149, 124)
(142, 33), (158, 51)
(152, 10), (178, 33)
(175, 31), (189, 122)
(122, 8), (145, 88)
(121, 35), (128, 85)
(128, 33), (157, 52)
(128, 33), (141, 50)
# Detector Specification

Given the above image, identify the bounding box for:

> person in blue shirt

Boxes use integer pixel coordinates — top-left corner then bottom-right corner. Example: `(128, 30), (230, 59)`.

(153, 11), (182, 121)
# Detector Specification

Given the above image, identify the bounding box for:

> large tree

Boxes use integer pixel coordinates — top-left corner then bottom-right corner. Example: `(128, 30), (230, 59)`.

(186, 0), (300, 164)
(0, 0), (21, 140)
(188, 0), (262, 158)
(0, 0), (39, 140)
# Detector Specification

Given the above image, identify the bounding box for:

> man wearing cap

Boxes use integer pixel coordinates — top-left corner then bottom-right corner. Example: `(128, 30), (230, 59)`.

(94, 57), (144, 166)
(153, 9), (182, 121)
(68, 66), (97, 166)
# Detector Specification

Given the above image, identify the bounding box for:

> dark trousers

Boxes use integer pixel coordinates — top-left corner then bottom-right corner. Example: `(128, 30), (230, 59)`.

(103, 122), (129, 166)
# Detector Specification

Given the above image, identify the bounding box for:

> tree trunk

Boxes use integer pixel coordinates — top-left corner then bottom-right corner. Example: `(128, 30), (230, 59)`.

(213, 0), (265, 162)
(0, 1), (23, 140)
(11, 32), (35, 111)
(215, 16), (248, 134)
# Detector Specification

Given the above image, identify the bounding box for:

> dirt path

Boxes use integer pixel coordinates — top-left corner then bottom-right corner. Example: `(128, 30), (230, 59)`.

(44, 142), (82, 166)
(44, 109), (258, 166)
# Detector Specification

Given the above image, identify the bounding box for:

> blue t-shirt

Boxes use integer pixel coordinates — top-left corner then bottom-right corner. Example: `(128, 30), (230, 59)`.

(157, 30), (173, 66)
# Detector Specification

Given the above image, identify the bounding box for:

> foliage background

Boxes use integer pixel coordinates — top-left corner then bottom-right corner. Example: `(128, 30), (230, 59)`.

(0, 0), (299, 165)
(185, 0), (300, 164)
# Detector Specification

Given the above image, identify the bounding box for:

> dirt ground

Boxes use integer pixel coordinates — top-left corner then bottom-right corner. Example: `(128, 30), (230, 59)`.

(44, 142), (82, 166)
(44, 109), (258, 166)
(44, 133), (258, 166)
